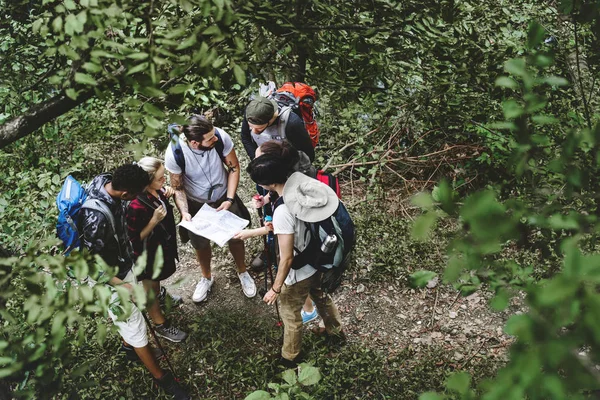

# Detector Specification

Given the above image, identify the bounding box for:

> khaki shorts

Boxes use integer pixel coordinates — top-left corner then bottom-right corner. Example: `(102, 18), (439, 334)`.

(185, 194), (251, 250)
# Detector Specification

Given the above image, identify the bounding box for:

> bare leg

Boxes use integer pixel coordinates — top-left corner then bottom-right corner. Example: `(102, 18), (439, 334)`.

(143, 280), (165, 325)
(128, 343), (163, 379)
(228, 239), (247, 273)
(195, 246), (212, 279)
(302, 296), (314, 313)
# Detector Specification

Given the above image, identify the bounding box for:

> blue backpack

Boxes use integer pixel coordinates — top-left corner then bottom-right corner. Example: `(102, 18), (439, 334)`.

(168, 123), (227, 174)
(56, 175), (116, 255)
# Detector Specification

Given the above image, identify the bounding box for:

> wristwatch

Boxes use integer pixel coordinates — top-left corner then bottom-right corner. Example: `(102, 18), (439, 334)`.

(226, 197), (235, 204)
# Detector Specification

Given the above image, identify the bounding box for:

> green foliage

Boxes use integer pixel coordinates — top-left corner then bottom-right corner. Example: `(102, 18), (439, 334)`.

(245, 364), (321, 400)
(412, 21), (600, 399)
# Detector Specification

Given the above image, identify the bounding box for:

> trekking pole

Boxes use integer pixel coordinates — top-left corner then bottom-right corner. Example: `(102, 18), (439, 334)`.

(254, 195), (269, 297)
(141, 311), (179, 380)
(264, 215), (282, 324)
(253, 195), (282, 325)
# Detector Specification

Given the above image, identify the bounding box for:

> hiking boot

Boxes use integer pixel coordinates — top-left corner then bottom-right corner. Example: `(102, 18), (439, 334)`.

(155, 321), (188, 343)
(120, 343), (164, 362)
(192, 277), (213, 303)
(274, 351), (305, 370)
(301, 307), (319, 324)
(239, 271), (257, 298)
(155, 371), (191, 400)
(159, 286), (183, 307)
(278, 356), (298, 369)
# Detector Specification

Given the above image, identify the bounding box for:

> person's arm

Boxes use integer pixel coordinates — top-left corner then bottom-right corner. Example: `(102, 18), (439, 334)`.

(216, 148), (241, 211)
(263, 233), (294, 305)
(170, 172), (191, 221)
(233, 226), (270, 240)
(241, 116), (258, 160)
(286, 113), (315, 161)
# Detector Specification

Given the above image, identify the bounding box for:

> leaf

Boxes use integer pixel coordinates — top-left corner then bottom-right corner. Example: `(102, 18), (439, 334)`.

(443, 256), (463, 283)
(297, 364), (320, 386)
(409, 270), (437, 288)
(536, 277), (578, 306)
(143, 103), (165, 118)
(233, 64), (246, 85)
(126, 62), (149, 76)
(543, 76), (569, 87)
(281, 369), (297, 385)
(168, 84), (192, 94)
(412, 212), (437, 241)
(412, 192), (434, 209)
(495, 76), (518, 89)
(203, 26), (222, 36)
(126, 52), (149, 60)
(74, 72), (97, 86)
(490, 289), (510, 311)
(65, 88), (78, 100)
(504, 58), (527, 77)
(244, 391), (272, 400)
(504, 314), (532, 338)
(52, 16), (63, 32)
(531, 114), (559, 125)
(176, 35), (197, 51)
(82, 62), (102, 73)
(527, 21), (545, 49)
(502, 99), (523, 119)
(446, 372), (471, 394)
(419, 393), (443, 400)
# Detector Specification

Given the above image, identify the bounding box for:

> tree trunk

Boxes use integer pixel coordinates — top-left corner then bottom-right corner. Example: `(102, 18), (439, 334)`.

(0, 67), (125, 149)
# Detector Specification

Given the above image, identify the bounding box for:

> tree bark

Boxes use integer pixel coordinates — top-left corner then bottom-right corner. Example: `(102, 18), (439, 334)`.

(0, 67), (125, 149)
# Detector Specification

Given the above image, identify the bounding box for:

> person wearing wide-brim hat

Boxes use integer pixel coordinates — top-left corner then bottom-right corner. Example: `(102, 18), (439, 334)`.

(246, 152), (344, 368)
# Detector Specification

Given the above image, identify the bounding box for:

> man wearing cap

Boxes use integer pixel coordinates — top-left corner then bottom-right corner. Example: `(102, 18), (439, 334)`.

(246, 152), (344, 368)
(241, 96), (315, 163)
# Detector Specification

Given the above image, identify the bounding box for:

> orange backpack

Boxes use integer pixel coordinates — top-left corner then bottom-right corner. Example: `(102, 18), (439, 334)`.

(269, 82), (320, 148)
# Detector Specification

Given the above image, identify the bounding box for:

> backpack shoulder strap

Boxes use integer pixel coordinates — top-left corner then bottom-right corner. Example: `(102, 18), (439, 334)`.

(168, 123), (186, 174)
(278, 107), (292, 141)
(214, 129), (226, 164)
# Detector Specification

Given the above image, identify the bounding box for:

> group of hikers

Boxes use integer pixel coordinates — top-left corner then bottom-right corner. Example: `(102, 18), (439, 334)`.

(74, 95), (351, 399)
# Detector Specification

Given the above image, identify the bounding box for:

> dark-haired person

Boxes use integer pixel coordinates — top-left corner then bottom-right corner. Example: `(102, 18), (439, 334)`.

(77, 164), (190, 400)
(234, 140), (319, 324)
(241, 97), (316, 271)
(246, 153), (344, 368)
(165, 115), (256, 303)
(240, 96), (315, 163)
(126, 157), (188, 343)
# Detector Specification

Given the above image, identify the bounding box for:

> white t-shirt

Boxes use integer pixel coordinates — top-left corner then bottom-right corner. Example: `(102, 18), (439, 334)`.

(273, 203), (317, 286)
(164, 128), (233, 203)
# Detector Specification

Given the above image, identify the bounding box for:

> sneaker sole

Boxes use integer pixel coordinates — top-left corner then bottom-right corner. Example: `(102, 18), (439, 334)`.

(302, 313), (319, 324)
(242, 289), (257, 298)
(154, 331), (188, 343)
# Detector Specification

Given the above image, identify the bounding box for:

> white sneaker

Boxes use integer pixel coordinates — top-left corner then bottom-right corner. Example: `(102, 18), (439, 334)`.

(192, 277), (214, 303)
(239, 271), (257, 298)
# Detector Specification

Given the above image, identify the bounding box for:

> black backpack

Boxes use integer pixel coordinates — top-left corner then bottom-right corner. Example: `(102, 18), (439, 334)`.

(167, 123), (226, 174)
(275, 198), (356, 294)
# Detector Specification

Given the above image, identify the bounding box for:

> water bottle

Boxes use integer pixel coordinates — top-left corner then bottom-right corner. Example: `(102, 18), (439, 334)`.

(321, 234), (337, 254)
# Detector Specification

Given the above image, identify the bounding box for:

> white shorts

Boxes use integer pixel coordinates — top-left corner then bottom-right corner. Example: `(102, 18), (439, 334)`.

(106, 271), (148, 348)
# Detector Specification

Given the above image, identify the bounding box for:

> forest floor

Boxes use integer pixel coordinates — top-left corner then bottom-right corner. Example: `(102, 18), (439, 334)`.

(162, 192), (523, 379)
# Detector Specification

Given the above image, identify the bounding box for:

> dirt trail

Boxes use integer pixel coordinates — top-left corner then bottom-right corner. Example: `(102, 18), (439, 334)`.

(163, 201), (519, 367)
